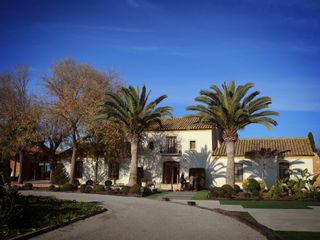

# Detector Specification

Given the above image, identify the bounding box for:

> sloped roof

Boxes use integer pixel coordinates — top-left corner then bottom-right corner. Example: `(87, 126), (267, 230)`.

(212, 138), (315, 157)
(147, 117), (212, 131)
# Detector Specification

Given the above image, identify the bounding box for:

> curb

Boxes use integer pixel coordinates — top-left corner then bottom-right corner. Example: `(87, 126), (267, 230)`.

(9, 208), (107, 240)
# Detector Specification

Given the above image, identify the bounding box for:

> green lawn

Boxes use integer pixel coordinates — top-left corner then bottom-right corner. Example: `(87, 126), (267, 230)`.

(192, 190), (209, 200)
(276, 231), (320, 240)
(146, 191), (168, 199)
(1, 195), (104, 239)
(219, 200), (320, 209)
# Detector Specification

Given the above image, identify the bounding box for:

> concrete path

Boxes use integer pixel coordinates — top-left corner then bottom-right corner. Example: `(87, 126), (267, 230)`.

(22, 191), (265, 240)
(171, 200), (320, 232)
(163, 191), (196, 200)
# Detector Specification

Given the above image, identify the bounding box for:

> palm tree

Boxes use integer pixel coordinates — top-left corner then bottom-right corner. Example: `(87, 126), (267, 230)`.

(98, 85), (172, 186)
(187, 81), (279, 187)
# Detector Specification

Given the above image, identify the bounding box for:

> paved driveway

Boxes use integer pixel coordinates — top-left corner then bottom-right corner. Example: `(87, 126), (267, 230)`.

(22, 191), (265, 240)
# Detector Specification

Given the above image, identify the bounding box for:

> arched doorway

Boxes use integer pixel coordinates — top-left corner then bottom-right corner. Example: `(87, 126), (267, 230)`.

(163, 161), (180, 184)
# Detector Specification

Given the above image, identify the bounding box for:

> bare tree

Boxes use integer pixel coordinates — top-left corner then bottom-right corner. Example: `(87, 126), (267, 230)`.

(43, 59), (118, 184)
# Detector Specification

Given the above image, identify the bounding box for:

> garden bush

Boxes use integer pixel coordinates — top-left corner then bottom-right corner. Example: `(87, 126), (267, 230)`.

(61, 183), (74, 191)
(257, 179), (266, 192)
(86, 180), (94, 186)
(22, 183), (33, 190)
(211, 187), (226, 198)
(51, 163), (69, 185)
(121, 186), (130, 195)
(234, 184), (241, 193)
(80, 184), (86, 193)
(221, 184), (235, 195)
(48, 185), (55, 191)
(243, 178), (260, 193)
(129, 184), (141, 194)
(84, 185), (93, 193)
(94, 184), (105, 192)
(105, 180), (112, 187)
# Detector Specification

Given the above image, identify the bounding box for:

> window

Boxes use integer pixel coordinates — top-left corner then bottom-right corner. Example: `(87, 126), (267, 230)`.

(148, 141), (154, 150)
(75, 161), (83, 178)
(189, 141), (196, 150)
(108, 162), (119, 180)
(234, 163), (243, 182)
(279, 162), (290, 179)
(166, 136), (177, 153)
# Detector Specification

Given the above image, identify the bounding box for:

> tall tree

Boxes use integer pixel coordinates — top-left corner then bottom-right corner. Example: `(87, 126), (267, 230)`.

(44, 59), (117, 184)
(98, 85), (172, 186)
(37, 106), (69, 181)
(0, 66), (40, 184)
(187, 81), (279, 187)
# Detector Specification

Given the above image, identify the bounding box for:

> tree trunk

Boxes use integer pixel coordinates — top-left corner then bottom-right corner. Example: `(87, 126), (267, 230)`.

(128, 137), (138, 186)
(17, 150), (24, 184)
(225, 141), (235, 187)
(94, 155), (99, 183)
(69, 144), (77, 184)
(49, 154), (57, 183)
(13, 158), (17, 178)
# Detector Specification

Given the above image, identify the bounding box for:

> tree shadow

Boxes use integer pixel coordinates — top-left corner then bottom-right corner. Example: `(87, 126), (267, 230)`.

(180, 145), (225, 187)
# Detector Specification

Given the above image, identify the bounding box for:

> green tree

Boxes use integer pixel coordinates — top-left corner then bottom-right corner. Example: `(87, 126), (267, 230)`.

(187, 81), (279, 187)
(98, 85), (172, 186)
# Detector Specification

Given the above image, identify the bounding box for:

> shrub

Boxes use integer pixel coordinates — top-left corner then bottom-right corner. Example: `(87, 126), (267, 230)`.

(257, 179), (266, 192)
(86, 180), (94, 186)
(48, 185), (55, 191)
(94, 184), (105, 192)
(22, 183), (33, 190)
(221, 184), (235, 195)
(80, 184), (86, 193)
(51, 163), (69, 185)
(121, 186), (130, 195)
(129, 184), (141, 194)
(61, 183), (74, 191)
(105, 180), (112, 187)
(211, 187), (226, 198)
(84, 185), (93, 193)
(234, 184), (241, 193)
(243, 178), (260, 193)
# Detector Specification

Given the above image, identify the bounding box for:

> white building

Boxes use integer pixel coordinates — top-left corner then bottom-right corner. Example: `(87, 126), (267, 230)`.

(65, 117), (317, 189)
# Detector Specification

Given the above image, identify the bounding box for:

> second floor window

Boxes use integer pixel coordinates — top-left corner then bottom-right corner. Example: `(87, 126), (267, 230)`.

(166, 136), (177, 153)
(189, 141), (196, 150)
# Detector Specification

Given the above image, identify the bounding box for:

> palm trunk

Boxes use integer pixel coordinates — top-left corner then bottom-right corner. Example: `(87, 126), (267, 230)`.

(69, 144), (77, 184)
(17, 150), (24, 184)
(128, 138), (138, 186)
(225, 141), (235, 187)
(94, 155), (99, 183)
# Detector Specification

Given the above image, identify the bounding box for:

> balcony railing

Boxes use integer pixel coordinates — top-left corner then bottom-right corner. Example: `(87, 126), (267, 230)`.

(160, 146), (182, 155)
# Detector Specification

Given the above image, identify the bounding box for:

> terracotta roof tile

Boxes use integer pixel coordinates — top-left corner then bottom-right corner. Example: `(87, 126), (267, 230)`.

(212, 138), (315, 157)
(147, 117), (212, 131)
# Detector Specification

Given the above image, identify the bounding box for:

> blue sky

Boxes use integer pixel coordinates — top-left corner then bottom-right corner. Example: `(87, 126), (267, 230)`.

(1, 0), (320, 144)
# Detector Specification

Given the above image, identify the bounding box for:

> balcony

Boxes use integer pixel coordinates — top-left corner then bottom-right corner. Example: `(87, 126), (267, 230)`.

(160, 146), (182, 156)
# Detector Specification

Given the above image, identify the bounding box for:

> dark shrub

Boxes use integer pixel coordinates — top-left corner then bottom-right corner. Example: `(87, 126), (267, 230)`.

(243, 178), (260, 193)
(86, 180), (94, 186)
(73, 179), (80, 187)
(80, 184), (86, 193)
(234, 184), (241, 193)
(84, 185), (93, 193)
(129, 184), (141, 194)
(237, 192), (251, 199)
(51, 163), (69, 185)
(105, 180), (112, 187)
(48, 185), (55, 191)
(94, 184), (105, 192)
(61, 183), (74, 191)
(23, 183), (33, 190)
(211, 187), (226, 198)
(221, 184), (235, 195)
(121, 186), (130, 195)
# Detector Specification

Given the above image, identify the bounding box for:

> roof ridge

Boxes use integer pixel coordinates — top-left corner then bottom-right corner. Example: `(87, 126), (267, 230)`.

(239, 137), (308, 140)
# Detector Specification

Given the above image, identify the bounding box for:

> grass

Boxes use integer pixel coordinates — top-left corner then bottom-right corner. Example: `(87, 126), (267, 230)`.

(276, 231), (320, 240)
(146, 191), (168, 199)
(1, 195), (104, 239)
(192, 190), (209, 200)
(219, 200), (320, 209)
